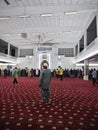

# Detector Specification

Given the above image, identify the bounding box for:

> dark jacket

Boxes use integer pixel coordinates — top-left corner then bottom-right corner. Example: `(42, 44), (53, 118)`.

(39, 69), (51, 89)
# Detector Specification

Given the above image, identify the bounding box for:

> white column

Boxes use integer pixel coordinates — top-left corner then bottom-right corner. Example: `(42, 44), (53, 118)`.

(18, 48), (20, 57)
(83, 29), (89, 80)
(97, 3), (98, 37)
(78, 42), (80, 54)
(8, 43), (10, 55)
(83, 59), (89, 80)
(84, 31), (87, 48)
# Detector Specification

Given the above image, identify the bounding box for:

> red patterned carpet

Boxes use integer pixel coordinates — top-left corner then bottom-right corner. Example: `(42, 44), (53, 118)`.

(0, 77), (98, 130)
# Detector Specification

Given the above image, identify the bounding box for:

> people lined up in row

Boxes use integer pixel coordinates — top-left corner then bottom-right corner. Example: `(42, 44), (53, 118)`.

(0, 68), (40, 78)
(0, 67), (98, 80)
(52, 68), (83, 78)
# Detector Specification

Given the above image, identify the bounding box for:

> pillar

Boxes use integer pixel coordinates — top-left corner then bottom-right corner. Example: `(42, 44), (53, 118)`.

(83, 26), (89, 80)
(97, 3), (98, 37)
(8, 43), (10, 55)
(78, 42), (80, 54)
(83, 59), (89, 80)
(18, 48), (20, 57)
(84, 31), (87, 48)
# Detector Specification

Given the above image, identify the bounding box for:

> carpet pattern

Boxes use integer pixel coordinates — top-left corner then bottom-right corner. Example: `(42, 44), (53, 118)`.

(0, 77), (98, 130)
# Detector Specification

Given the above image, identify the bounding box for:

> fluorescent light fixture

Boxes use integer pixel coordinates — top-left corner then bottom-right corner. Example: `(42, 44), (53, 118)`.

(64, 11), (77, 15)
(4, 33), (11, 36)
(0, 16), (10, 20)
(0, 63), (16, 66)
(76, 63), (84, 66)
(76, 63), (98, 67)
(47, 32), (55, 35)
(19, 15), (31, 18)
(89, 64), (98, 66)
(40, 13), (53, 17)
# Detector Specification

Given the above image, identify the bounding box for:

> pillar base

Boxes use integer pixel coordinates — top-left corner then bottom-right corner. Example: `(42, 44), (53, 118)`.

(83, 75), (88, 80)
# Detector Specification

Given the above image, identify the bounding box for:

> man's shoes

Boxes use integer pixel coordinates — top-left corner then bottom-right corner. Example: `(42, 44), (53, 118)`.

(40, 99), (47, 103)
(47, 101), (51, 105)
(47, 99), (52, 105)
(40, 99), (52, 104)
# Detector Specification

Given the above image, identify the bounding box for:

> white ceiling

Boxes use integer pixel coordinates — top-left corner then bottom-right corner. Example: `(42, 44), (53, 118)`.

(0, 0), (98, 48)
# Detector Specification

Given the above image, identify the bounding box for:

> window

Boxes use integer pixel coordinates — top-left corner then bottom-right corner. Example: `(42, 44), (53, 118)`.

(87, 16), (97, 46)
(58, 48), (74, 57)
(0, 39), (8, 54)
(79, 35), (84, 52)
(75, 45), (78, 56)
(10, 45), (18, 57)
(20, 49), (33, 57)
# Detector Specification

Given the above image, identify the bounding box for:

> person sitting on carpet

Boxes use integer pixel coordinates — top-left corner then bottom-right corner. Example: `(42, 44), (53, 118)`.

(39, 63), (52, 104)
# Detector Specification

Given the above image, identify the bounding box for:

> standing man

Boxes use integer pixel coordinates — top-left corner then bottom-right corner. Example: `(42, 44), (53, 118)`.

(12, 67), (18, 85)
(91, 69), (98, 86)
(58, 66), (63, 80)
(39, 63), (52, 104)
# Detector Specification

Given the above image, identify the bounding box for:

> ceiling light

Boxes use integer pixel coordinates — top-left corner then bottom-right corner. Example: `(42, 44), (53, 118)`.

(76, 63), (98, 67)
(0, 16), (10, 20)
(89, 64), (98, 66)
(64, 11), (77, 15)
(40, 13), (53, 17)
(19, 15), (31, 18)
(4, 33), (11, 36)
(47, 32), (55, 35)
(0, 63), (16, 65)
(76, 63), (84, 66)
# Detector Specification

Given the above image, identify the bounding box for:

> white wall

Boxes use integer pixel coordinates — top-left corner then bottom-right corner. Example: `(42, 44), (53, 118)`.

(17, 56), (75, 70)
(17, 56), (36, 69)
(52, 55), (75, 69)
(0, 47), (81, 70)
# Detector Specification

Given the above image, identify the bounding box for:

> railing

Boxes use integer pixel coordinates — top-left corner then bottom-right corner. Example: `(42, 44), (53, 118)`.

(0, 52), (7, 57)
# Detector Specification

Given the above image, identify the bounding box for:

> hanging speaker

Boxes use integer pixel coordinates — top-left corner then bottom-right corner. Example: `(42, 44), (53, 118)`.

(21, 33), (27, 38)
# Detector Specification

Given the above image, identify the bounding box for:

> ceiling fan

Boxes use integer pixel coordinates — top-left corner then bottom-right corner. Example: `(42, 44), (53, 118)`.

(19, 33), (59, 47)
(33, 34), (59, 46)
(35, 35), (52, 45)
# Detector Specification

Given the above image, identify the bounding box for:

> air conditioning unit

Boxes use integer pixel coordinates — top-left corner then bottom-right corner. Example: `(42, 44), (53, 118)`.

(21, 33), (27, 38)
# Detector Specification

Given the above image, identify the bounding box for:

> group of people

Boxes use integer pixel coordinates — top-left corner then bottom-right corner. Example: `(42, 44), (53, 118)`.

(91, 68), (98, 86)
(10, 65), (98, 105)
(55, 66), (63, 80)
(11, 63), (52, 104)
